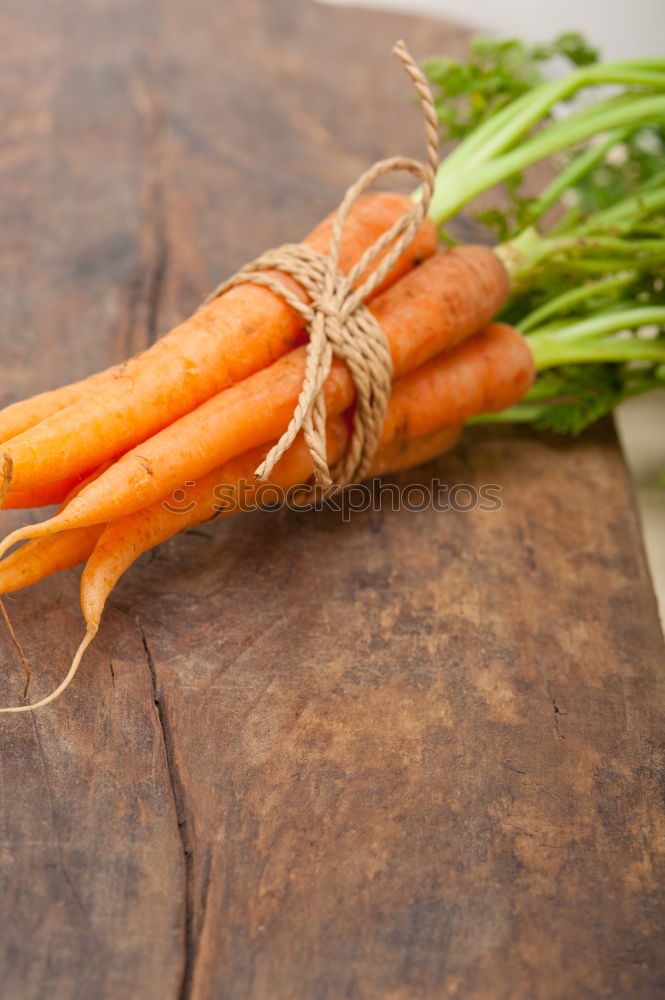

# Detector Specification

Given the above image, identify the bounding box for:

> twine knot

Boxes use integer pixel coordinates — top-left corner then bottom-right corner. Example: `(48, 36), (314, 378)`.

(313, 298), (341, 321)
(203, 40), (439, 490)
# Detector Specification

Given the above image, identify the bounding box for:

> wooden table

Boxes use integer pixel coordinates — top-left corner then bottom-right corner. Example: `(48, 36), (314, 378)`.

(1, 1), (664, 997)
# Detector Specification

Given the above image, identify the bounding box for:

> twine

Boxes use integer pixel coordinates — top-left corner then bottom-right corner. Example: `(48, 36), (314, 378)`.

(202, 40), (439, 489)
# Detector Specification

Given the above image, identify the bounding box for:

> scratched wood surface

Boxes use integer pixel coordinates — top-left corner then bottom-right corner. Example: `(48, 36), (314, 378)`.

(1, 1), (664, 998)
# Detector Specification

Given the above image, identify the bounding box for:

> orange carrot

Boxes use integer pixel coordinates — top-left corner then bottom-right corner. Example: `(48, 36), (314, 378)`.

(1, 247), (508, 544)
(0, 424), (345, 604)
(1, 194), (436, 489)
(0, 527), (105, 595)
(2, 469), (101, 510)
(79, 323), (530, 632)
(0, 429), (463, 602)
(0, 324), (531, 712)
(0, 369), (118, 447)
(377, 322), (535, 443)
(77, 422), (461, 663)
(0, 463), (111, 592)
(370, 425), (461, 476)
(0, 422), (347, 712)
(78, 422), (348, 631)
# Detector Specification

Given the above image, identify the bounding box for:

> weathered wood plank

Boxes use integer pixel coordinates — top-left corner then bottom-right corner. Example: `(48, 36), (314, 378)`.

(1, 0), (664, 998)
(149, 0), (664, 996)
(0, 1), (185, 996)
(136, 419), (665, 1000)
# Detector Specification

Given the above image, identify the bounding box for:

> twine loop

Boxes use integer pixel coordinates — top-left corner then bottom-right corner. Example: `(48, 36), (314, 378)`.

(203, 40), (439, 489)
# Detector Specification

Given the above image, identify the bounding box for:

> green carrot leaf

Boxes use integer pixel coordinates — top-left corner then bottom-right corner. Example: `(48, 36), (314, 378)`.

(423, 33), (599, 146)
(529, 365), (623, 434)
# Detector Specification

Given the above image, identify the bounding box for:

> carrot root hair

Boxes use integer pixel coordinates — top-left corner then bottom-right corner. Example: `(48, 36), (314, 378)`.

(0, 597), (31, 698)
(0, 623), (97, 713)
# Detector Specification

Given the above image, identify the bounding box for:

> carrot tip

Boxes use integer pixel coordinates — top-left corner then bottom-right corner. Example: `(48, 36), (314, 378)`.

(0, 622), (97, 714)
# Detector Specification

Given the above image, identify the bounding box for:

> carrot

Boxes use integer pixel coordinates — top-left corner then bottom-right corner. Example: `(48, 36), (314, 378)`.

(78, 322), (532, 627)
(72, 420), (465, 711)
(79, 421), (349, 629)
(0, 322), (531, 712)
(0, 527), (105, 595)
(2, 470), (101, 510)
(1, 194), (436, 490)
(371, 425), (461, 476)
(0, 430), (463, 603)
(0, 422), (345, 606)
(60, 423), (472, 710)
(0, 369), (114, 446)
(0, 316), (524, 601)
(0, 422), (347, 712)
(2, 461), (111, 513)
(0, 463), (112, 589)
(0, 247), (508, 547)
(377, 322), (535, 442)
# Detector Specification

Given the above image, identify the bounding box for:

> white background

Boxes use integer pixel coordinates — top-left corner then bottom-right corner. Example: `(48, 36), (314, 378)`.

(323, 0), (665, 60)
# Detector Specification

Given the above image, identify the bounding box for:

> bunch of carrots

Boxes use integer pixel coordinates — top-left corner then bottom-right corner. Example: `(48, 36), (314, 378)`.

(1, 36), (664, 710)
(0, 196), (533, 709)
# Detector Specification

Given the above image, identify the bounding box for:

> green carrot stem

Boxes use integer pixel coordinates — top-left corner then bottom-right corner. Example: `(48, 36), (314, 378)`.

(639, 168), (665, 193)
(543, 235), (665, 258)
(427, 94), (665, 226)
(532, 336), (665, 369)
(525, 257), (663, 277)
(577, 186), (665, 232)
(529, 306), (665, 343)
(519, 273), (637, 332)
(528, 129), (629, 223)
(432, 62), (665, 178)
(496, 220), (665, 279)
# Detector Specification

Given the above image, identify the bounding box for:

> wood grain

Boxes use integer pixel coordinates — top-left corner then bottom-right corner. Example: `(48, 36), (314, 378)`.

(0, 1), (663, 997)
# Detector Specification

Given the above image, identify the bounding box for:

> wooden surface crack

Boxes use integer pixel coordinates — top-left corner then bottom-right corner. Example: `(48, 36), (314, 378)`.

(29, 715), (99, 936)
(551, 696), (566, 740)
(137, 617), (195, 999)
